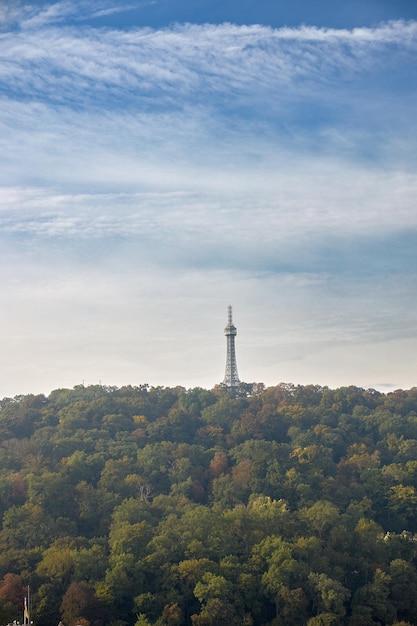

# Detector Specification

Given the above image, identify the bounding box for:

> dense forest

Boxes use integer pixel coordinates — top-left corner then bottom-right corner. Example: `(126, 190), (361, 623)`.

(0, 382), (417, 626)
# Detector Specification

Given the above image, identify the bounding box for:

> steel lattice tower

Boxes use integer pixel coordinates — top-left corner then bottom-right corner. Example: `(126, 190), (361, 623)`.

(223, 305), (240, 388)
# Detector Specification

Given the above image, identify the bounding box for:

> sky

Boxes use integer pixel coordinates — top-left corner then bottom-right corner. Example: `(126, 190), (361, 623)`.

(1, 0), (417, 397)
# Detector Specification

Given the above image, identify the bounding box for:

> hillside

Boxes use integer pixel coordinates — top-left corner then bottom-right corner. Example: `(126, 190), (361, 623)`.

(0, 382), (416, 626)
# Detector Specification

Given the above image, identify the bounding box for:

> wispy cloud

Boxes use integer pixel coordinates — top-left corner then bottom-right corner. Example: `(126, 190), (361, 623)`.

(0, 163), (416, 281)
(0, 1), (141, 30)
(1, 11), (415, 107)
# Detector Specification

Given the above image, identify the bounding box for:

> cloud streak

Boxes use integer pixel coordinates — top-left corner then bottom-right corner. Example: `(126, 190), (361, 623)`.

(1, 12), (416, 107)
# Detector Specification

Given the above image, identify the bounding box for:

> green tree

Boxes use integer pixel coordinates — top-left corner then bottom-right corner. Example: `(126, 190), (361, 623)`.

(299, 500), (340, 540)
(389, 559), (417, 624)
(308, 572), (350, 619)
(1, 503), (56, 548)
(254, 536), (307, 622)
(350, 569), (396, 626)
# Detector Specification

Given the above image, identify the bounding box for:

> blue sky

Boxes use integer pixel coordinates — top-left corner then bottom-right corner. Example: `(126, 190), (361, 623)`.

(0, 0), (417, 396)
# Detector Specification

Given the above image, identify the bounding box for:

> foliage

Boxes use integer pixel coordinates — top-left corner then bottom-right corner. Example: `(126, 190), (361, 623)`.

(0, 383), (417, 625)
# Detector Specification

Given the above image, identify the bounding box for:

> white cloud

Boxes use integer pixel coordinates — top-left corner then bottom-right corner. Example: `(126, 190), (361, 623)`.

(0, 1), (140, 30)
(0, 15), (415, 105)
(0, 164), (416, 247)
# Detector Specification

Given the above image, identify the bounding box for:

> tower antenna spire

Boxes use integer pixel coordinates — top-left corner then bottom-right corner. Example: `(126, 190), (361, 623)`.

(223, 305), (240, 388)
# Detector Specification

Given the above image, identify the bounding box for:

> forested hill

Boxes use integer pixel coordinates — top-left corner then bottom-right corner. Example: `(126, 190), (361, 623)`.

(0, 383), (417, 626)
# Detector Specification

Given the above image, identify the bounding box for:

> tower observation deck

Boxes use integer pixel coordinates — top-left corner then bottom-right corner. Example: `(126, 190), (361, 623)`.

(223, 305), (240, 388)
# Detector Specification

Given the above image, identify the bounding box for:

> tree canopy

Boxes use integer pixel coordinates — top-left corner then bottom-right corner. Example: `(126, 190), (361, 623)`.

(0, 382), (417, 625)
